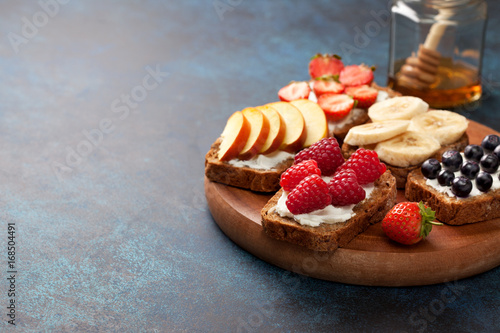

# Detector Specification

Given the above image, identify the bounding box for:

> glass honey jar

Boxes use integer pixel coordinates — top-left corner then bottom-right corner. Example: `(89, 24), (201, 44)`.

(388, 0), (487, 108)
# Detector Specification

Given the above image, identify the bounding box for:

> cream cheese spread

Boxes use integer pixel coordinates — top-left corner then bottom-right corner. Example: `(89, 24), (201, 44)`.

(274, 181), (376, 227)
(228, 150), (294, 170)
(426, 168), (500, 199)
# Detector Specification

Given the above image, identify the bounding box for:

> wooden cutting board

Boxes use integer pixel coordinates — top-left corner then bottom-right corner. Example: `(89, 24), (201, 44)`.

(205, 120), (500, 286)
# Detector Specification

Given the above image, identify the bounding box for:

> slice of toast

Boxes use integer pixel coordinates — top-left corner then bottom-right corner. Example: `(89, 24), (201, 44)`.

(405, 168), (500, 225)
(205, 138), (294, 192)
(261, 170), (397, 252)
(342, 133), (469, 189)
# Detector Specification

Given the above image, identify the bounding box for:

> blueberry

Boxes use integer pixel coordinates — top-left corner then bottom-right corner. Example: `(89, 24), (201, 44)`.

(421, 159), (441, 179)
(480, 154), (499, 174)
(476, 172), (493, 192)
(442, 150), (463, 172)
(437, 169), (455, 186)
(464, 144), (484, 162)
(460, 160), (480, 179)
(451, 176), (472, 197)
(494, 145), (500, 160)
(481, 134), (500, 153)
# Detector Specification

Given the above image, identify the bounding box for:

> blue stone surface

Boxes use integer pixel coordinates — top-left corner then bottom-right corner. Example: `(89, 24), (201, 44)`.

(0, 0), (498, 332)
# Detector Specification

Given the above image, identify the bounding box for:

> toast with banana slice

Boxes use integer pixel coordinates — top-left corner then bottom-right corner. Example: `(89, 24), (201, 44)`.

(325, 82), (401, 143)
(341, 98), (469, 188)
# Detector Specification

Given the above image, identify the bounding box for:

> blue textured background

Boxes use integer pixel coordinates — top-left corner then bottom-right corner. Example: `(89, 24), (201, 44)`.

(0, 0), (498, 332)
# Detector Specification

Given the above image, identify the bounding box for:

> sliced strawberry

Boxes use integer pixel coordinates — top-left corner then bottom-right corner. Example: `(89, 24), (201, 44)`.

(278, 81), (311, 102)
(345, 85), (378, 109)
(312, 79), (344, 97)
(317, 93), (354, 121)
(339, 65), (374, 87)
(308, 54), (344, 79)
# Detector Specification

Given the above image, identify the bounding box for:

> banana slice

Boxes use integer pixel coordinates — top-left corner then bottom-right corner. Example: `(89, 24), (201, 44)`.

(407, 110), (468, 145)
(344, 120), (410, 146)
(375, 132), (440, 167)
(368, 96), (428, 122)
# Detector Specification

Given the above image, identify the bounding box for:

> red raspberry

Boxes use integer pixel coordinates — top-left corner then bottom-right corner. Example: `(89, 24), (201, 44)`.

(337, 148), (386, 185)
(280, 160), (321, 192)
(328, 169), (366, 206)
(286, 174), (332, 215)
(294, 137), (345, 176)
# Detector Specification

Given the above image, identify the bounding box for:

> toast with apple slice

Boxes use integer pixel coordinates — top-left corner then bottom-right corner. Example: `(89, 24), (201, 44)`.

(205, 99), (328, 192)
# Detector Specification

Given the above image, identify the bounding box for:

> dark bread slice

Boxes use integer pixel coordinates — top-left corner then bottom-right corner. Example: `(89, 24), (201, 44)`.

(405, 168), (500, 225)
(330, 83), (401, 144)
(342, 133), (469, 189)
(261, 170), (397, 252)
(205, 138), (294, 192)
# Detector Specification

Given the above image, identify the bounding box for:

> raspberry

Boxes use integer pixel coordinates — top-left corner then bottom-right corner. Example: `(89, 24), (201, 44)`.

(294, 137), (345, 176)
(286, 174), (332, 215)
(280, 160), (321, 192)
(328, 169), (366, 206)
(338, 148), (386, 185)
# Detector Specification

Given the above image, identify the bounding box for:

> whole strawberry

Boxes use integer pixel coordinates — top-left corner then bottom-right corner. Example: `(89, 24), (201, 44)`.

(294, 137), (345, 176)
(381, 202), (442, 245)
(286, 174), (332, 215)
(328, 169), (365, 206)
(337, 148), (386, 184)
(280, 160), (321, 192)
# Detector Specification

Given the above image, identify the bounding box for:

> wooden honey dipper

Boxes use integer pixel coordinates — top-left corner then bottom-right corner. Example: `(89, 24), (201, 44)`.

(397, 13), (452, 90)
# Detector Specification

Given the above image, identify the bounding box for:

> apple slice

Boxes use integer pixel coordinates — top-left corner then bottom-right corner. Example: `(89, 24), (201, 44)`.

(267, 101), (306, 153)
(217, 111), (251, 161)
(290, 99), (328, 148)
(255, 104), (286, 155)
(237, 107), (270, 160)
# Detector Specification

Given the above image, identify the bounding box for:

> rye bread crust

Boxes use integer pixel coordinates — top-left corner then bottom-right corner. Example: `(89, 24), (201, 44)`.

(342, 132), (469, 189)
(405, 168), (500, 225)
(205, 138), (294, 192)
(260, 170), (397, 252)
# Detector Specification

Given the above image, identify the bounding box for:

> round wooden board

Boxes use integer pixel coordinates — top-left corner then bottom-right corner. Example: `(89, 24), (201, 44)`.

(205, 120), (500, 286)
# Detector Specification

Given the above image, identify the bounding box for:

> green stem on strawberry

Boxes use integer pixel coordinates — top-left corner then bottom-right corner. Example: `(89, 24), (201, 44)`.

(418, 201), (443, 239)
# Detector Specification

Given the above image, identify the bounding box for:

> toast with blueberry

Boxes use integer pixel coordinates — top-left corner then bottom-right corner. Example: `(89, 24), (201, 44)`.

(405, 134), (500, 225)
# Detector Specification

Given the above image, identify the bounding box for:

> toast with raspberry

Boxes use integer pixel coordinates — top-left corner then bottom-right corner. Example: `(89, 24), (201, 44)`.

(261, 170), (397, 252)
(260, 141), (397, 252)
